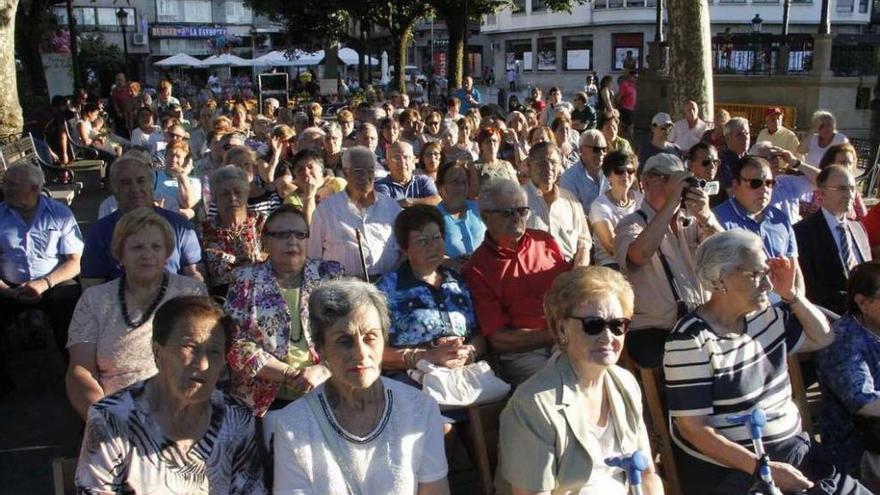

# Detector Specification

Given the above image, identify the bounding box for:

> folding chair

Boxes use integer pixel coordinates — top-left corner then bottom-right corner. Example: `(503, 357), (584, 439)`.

(52, 456), (78, 495)
(466, 399), (508, 495)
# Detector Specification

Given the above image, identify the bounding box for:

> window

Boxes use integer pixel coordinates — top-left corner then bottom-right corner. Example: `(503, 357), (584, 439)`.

(505, 39), (532, 71)
(512, 0), (526, 14)
(225, 1), (252, 23)
(537, 37), (556, 71)
(563, 35), (592, 70)
(837, 0), (854, 10)
(531, 0), (547, 12)
(157, 0), (177, 22)
(593, 0), (607, 7)
(96, 7), (135, 26)
(859, 0), (868, 12)
(183, 0), (212, 23)
(611, 33), (643, 70)
(76, 7), (96, 26)
(608, 0), (623, 7)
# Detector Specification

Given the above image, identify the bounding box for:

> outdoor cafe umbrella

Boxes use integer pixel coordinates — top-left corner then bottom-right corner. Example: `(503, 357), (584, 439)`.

(337, 47), (378, 66)
(153, 53), (204, 67)
(201, 53), (253, 67)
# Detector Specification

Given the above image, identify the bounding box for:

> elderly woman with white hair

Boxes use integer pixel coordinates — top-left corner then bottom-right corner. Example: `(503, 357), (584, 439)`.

(199, 165), (264, 296)
(663, 230), (873, 495)
(799, 110), (849, 167)
(272, 279), (450, 494)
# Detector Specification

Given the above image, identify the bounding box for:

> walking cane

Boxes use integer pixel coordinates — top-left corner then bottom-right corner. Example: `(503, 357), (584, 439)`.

(726, 408), (783, 495)
(355, 228), (370, 281)
(606, 450), (650, 495)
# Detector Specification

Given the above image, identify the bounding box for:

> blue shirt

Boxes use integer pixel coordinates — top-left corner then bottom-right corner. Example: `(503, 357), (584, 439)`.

(817, 314), (880, 471)
(0, 196), (84, 284)
(438, 201), (486, 259)
(452, 87), (481, 114)
(771, 175), (813, 224)
(373, 175), (438, 202)
(81, 206), (202, 279)
(558, 160), (609, 215)
(154, 169), (202, 213)
(713, 198), (798, 258)
(375, 261), (477, 347)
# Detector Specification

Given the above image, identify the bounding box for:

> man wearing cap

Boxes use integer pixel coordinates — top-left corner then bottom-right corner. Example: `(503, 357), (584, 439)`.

(669, 101), (707, 155)
(614, 153), (722, 368)
(756, 107), (800, 156)
(713, 156), (797, 259)
(559, 129), (609, 216)
(638, 112), (683, 168)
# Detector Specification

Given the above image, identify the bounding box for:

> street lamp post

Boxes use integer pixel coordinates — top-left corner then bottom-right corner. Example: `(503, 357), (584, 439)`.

(116, 8), (129, 77)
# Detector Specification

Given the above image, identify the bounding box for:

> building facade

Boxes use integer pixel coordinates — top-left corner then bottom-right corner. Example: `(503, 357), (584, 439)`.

(481, 0), (873, 94)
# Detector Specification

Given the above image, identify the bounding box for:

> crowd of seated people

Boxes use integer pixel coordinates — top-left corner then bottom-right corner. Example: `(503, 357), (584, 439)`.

(7, 76), (880, 494)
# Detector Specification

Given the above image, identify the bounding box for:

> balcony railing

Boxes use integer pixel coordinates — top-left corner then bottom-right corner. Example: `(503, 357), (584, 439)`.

(831, 35), (878, 77)
(712, 33), (813, 75)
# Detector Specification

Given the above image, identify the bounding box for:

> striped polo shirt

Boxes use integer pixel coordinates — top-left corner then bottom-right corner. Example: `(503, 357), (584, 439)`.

(663, 306), (805, 466)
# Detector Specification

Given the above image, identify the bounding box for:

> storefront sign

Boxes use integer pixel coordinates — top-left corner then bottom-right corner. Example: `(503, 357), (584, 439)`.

(150, 25), (227, 38)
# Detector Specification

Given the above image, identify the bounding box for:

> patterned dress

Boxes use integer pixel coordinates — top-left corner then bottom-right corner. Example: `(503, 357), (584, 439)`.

(199, 213), (264, 290)
(75, 381), (267, 494)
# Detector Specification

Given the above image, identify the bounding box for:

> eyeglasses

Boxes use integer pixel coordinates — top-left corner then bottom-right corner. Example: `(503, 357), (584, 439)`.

(569, 316), (631, 336)
(738, 177), (776, 189)
(701, 159), (720, 167)
(592, 146), (607, 154)
(487, 206), (530, 218)
(264, 230), (309, 240)
(823, 185), (857, 193)
(613, 167), (636, 176)
(426, 120), (440, 126)
(742, 268), (770, 283)
(411, 233), (444, 248)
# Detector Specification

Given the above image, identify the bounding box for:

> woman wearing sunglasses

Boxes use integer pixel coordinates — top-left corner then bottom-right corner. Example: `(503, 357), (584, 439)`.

(663, 230), (863, 495)
(224, 204), (343, 423)
(499, 266), (664, 495)
(589, 150), (643, 270)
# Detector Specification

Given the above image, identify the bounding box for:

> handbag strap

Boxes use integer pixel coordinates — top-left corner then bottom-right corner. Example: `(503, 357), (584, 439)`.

(304, 392), (364, 495)
(635, 209), (684, 305)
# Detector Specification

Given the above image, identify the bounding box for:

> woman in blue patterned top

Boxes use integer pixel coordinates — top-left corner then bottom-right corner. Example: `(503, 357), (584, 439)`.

(376, 205), (487, 425)
(819, 262), (880, 490)
(435, 160), (486, 269)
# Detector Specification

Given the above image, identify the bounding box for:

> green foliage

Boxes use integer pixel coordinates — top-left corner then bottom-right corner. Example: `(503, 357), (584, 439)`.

(79, 34), (124, 71)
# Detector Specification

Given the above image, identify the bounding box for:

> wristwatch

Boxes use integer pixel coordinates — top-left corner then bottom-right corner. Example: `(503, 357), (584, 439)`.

(790, 159), (801, 170)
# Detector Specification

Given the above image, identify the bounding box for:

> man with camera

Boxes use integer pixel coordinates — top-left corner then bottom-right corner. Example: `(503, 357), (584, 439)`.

(713, 156), (798, 260)
(614, 153), (722, 368)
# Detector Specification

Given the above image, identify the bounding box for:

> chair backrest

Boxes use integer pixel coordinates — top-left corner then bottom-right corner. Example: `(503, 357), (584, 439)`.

(52, 456), (78, 495)
(0, 135), (40, 184)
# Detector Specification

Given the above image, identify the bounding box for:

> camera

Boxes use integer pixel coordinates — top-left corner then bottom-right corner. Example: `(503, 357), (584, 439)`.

(683, 176), (720, 196)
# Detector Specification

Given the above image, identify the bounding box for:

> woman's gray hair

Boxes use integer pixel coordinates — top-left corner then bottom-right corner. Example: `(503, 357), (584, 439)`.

(723, 117), (750, 137)
(209, 165), (249, 195)
(325, 122), (342, 137)
(308, 278), (391, 347)
(696, 230), (765, 288)
(479, 178), (525, 212)
(6, 162), (45, 188)
(811, 110), (836, 130)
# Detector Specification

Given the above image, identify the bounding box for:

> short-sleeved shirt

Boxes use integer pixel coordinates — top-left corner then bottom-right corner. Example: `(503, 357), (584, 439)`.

(524, 182), (591, 262)
(437, 201), (486, 259)
(376, 261), (477, 346)
(153, 169), (202, 213)
(373, 175), (438, 202)
(75, 381), (266, 494)
(618, 79), (637, 110)
(571, 105), (597, 130)
(0, 196), (84, 284)
(756, 127), (801, 155)
(588, 190), (643, 267)
(272, 377), (448, 494)
(462, 230), (569, 337)
(817, 314), (880, 470)
(559, 160), (609, 216)
(638, 143), (683, 170)
(614, 203), (708, 331)
(452, 87), (481, 114)
(81, 206), (203, 280)
(664, 306), (805, 465)
(670, 119), (708, 154)
(770, 174), (813, 224)
(713, 198), (798, 258)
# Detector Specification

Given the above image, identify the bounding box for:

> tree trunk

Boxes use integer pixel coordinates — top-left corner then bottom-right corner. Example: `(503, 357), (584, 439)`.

(446, 13), (465, 90)
(0, 0), (23, 137)
(668, 0), (714, 120)
(392, 28), (411, 95)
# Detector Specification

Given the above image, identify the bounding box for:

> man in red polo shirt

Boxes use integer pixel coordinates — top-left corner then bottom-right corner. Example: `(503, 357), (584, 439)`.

(463, 178), (571, 386)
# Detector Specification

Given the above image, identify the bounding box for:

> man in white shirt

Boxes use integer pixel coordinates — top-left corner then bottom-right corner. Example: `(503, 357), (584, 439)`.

(523, 142), (591, 264)
(669, 100), (707, 154)
(309, 146), (402, 279)
(756, 107), (800, 155)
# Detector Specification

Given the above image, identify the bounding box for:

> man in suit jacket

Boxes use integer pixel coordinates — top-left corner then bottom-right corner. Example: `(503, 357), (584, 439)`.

(795, 165), (871, 315)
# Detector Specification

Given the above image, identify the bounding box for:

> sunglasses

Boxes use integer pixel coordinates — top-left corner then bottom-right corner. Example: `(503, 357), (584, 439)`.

(487, 206), (530, 218)
(701, 159), (719, 167)
(426, 120), (440, 126)
(569, 316), (631, 336)
(592, 146), (607, 154)
(264, 229), (309, 240)
(738, 177), (776, 189)
(613, 167), (636, 176)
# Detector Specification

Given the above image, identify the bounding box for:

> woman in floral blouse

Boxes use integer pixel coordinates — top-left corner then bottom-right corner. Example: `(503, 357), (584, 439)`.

(376, 205), (486, 431)
(200, 165), (264, 296)
(224, 204), (343, 425)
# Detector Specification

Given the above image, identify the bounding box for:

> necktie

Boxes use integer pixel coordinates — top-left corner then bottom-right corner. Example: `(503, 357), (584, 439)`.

(838, 223), (857, 271)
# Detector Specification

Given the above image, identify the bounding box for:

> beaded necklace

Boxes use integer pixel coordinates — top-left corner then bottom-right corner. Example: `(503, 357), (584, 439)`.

(119, 273), (169, 329)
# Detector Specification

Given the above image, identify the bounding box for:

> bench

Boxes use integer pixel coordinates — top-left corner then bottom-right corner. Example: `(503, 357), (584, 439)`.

(715, 103), (798, 134)
(0, 134), (99, 204)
